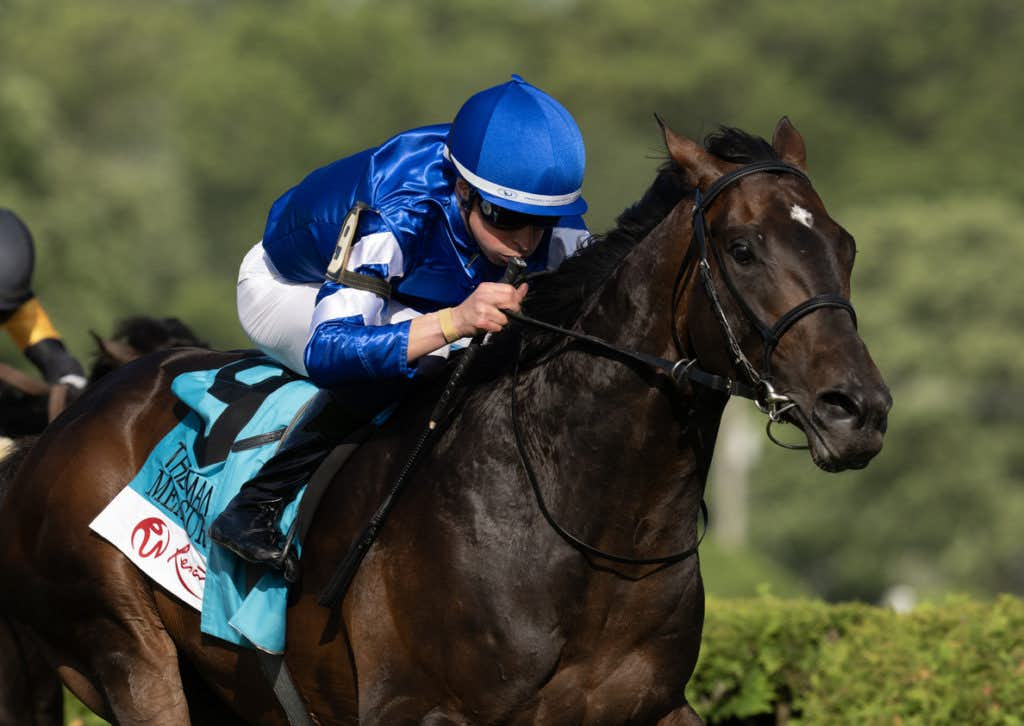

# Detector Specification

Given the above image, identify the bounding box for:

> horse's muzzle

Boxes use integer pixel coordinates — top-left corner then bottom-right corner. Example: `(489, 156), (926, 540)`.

(804, 382), (892, 471)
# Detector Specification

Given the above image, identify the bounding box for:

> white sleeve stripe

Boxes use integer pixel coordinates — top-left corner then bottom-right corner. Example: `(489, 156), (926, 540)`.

(310, 286), (386, 334)
(347, 230), (404, 277)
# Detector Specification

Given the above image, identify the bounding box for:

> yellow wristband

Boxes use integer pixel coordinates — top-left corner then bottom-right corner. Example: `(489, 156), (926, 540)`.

(438, 307), (460, 344)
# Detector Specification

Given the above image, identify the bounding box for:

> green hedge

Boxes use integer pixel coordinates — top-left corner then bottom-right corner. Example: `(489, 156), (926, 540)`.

(64, 595), (1023, 724)
(688, 594), (1024, 725)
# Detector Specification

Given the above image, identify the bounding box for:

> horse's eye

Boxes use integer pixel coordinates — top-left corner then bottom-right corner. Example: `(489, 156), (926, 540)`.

(729, 241), (755, 265)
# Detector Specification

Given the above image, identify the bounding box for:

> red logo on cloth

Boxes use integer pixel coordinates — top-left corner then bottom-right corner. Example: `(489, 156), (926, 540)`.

(131, 517), (171, 559)
(167, 543), (206, 599)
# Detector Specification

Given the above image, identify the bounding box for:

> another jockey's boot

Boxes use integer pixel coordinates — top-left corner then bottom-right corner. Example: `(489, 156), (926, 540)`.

(209, 389), (336, 582)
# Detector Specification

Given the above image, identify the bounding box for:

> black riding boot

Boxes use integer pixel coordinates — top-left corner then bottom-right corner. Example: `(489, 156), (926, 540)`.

(209, 389), (336, 582)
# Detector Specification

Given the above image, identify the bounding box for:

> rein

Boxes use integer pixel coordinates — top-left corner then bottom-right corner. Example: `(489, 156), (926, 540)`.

(510, 349), (709, 566)
(0, 362), (50, 397)
(505, 309), (759, 400)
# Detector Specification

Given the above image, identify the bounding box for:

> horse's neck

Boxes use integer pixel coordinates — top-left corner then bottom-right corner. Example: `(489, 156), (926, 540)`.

(521, 207), (726, 549)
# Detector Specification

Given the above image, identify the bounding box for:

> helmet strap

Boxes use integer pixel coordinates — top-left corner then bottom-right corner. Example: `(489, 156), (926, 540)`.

(455, 181), (482, 248)
(459, 184), (478, 216)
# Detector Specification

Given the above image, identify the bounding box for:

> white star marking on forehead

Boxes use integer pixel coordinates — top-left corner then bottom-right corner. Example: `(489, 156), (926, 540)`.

(790, 204), (814, 229)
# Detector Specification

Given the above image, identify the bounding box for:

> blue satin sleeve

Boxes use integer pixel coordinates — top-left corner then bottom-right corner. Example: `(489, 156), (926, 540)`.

(304, 317), (414, 387)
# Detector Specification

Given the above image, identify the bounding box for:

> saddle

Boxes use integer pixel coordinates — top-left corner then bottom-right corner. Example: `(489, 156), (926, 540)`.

(90, 354), (383, 653)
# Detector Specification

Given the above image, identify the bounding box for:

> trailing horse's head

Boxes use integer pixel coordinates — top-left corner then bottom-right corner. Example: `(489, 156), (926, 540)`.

(662, 118), (891, 472)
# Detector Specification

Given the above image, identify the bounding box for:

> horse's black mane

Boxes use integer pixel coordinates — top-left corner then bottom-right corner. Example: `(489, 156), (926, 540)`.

(506, 125), (778, 356)
(107, 315), (207, 354)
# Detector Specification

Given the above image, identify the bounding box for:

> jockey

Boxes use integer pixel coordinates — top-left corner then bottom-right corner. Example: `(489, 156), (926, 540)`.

(210, 75), (589, 575)
(0, 209), (87, 394)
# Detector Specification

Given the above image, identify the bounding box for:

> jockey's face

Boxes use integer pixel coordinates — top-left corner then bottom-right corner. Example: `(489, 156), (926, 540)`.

(457, 179), (549, 266)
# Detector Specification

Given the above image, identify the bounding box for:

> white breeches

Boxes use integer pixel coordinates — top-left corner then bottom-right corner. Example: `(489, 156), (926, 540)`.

(236, 242), (319, 376)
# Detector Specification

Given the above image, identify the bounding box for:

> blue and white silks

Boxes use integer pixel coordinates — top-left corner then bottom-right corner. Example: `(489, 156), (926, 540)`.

(260, 124), (589, 387)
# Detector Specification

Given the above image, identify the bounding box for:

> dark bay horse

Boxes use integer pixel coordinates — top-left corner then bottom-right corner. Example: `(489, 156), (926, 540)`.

(0, 315), (206, 726)
(0, 119), (890, 725)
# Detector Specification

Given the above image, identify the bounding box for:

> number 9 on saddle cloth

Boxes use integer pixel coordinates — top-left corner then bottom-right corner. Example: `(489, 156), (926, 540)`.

(90, 355), (396, 653)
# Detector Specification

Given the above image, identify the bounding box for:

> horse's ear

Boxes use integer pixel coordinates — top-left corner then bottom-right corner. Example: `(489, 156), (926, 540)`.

(656, 115), (723, 188)
(91, 331), (138, 366)
(772, 116), (807, 171)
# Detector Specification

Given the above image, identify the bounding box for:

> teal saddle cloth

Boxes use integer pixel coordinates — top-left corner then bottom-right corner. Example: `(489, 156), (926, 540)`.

(124, 356), (319, 653)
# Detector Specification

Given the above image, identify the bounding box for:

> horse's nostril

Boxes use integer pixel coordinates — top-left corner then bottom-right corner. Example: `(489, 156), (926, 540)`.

(816, 390), (862, 425)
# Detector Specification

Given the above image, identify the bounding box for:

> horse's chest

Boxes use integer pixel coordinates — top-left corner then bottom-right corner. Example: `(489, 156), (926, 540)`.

(465, 572), (701, 721)
(372, 465), (703, 721)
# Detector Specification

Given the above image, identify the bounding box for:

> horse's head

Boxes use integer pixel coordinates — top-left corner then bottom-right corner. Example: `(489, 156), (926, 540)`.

(663, 118), (891, 472)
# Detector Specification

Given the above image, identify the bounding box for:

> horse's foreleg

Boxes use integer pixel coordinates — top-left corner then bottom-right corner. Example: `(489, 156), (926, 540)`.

(19, 609), (190, 726)
(657, 702), (705, 726)
(32, 574), (193, 726)
(86, 613), (191, 725)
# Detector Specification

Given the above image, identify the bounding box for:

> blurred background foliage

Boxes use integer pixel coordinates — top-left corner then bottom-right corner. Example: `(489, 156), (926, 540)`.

(2, 0), (1022, 606)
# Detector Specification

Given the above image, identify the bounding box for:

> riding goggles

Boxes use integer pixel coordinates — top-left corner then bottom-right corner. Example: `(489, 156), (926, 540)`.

(476, 193), (560, 230)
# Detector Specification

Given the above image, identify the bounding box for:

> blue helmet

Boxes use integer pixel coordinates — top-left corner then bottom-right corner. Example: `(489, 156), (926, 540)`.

(445, 75), (587, 217)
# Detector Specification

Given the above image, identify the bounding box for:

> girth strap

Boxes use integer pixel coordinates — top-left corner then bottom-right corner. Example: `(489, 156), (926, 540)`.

(256, 651), (316, 726)
(251, 424), (377, 724)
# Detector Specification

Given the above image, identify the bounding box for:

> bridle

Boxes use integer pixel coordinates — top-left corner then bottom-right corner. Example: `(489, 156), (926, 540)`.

(683, 160), (857, 444)
(507, 160), (858, 565)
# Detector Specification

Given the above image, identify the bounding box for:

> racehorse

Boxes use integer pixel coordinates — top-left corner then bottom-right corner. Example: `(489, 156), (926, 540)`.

(0, 118), (890, 725)
(0, 315), (206, 726)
